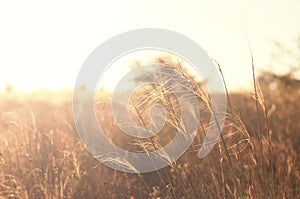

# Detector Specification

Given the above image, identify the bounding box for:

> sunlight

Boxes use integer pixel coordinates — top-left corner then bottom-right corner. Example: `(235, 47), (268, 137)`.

(98, 50), (162, 91)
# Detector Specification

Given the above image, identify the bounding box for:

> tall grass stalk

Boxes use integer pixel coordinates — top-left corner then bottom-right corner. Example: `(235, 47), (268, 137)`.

(247, 39), (268, 198)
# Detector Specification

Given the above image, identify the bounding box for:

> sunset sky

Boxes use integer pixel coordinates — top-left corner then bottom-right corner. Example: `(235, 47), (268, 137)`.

(0, 0), (299, 92)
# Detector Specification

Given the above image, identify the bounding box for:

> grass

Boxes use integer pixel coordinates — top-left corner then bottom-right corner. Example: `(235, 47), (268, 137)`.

(0, 57), (299, 198)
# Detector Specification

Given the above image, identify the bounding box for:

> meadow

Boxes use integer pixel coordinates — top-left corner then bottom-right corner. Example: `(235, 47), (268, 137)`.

(0, 57), (299, 198)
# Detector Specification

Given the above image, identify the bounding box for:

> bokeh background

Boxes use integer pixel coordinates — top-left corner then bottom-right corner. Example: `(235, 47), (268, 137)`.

(1, 0), (300, 92)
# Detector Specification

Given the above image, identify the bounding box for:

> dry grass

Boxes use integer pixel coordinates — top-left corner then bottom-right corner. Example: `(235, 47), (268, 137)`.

(0, 58), (299, 198)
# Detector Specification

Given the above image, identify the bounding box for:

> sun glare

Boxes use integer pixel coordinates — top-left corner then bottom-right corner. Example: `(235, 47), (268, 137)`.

(97, 50), (205, 93)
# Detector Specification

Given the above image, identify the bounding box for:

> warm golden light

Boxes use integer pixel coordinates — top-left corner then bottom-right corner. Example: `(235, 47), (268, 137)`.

(1, 0), (300, 91)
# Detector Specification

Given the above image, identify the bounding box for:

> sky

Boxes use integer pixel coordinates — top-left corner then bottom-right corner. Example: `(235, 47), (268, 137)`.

(0, 0), (300, 92)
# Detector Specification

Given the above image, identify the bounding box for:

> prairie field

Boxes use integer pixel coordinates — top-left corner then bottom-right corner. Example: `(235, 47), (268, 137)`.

(1, 0), (300, 198)
(0, 60), (299, 199)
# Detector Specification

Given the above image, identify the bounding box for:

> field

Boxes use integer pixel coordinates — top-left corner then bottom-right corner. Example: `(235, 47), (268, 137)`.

(0, 59), (299, 198)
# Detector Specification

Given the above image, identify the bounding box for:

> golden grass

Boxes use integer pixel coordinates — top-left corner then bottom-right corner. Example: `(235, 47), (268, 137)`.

(0, 60), (299, 198)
